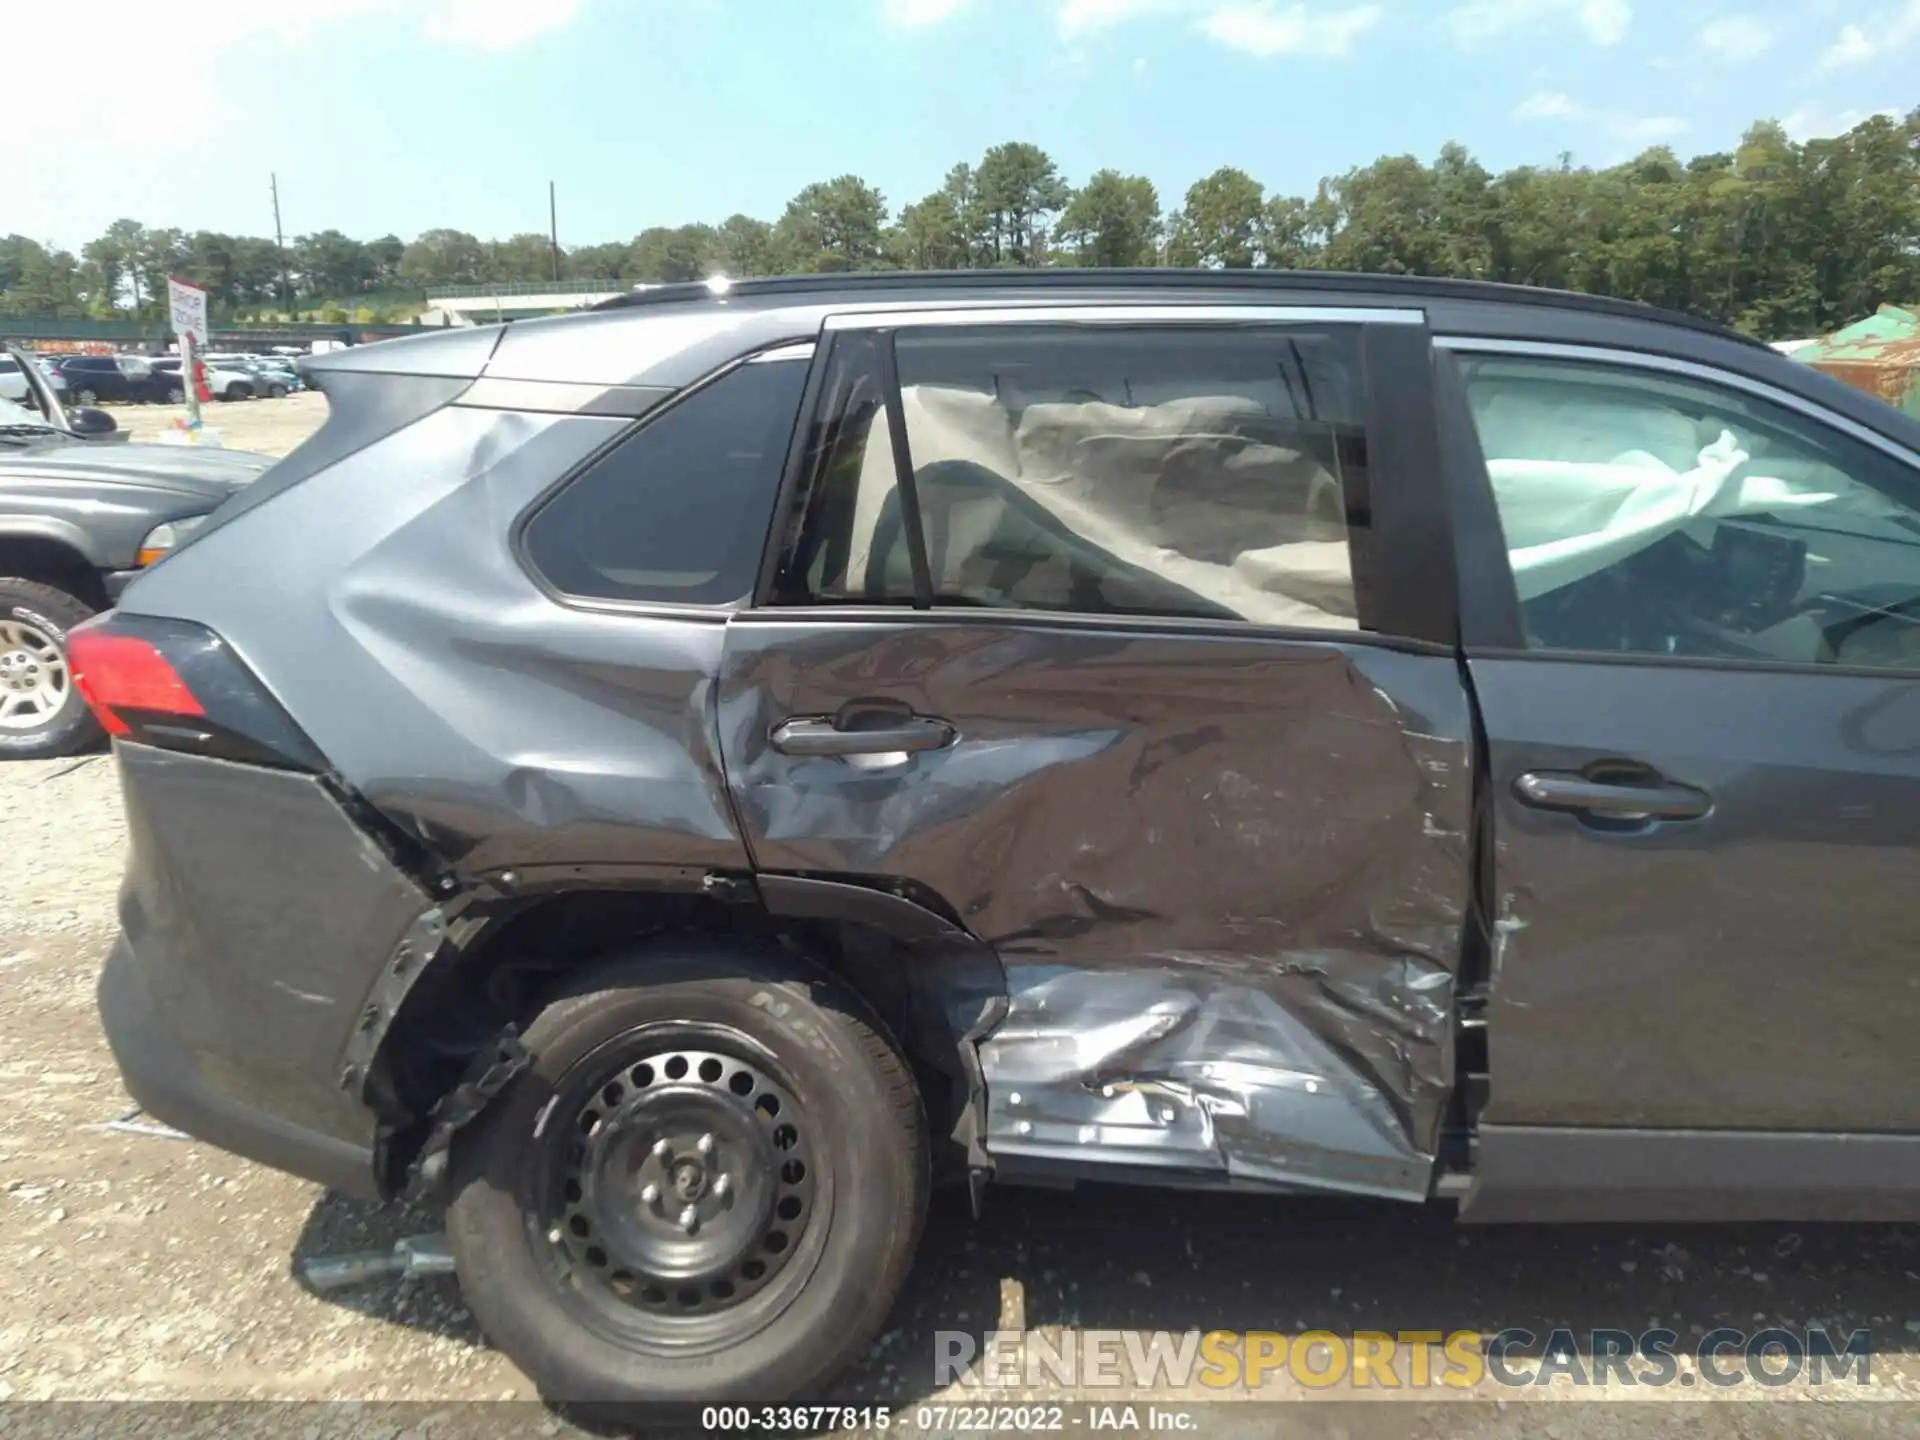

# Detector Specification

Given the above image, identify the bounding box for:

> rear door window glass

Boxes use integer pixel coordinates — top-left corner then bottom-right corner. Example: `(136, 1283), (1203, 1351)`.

(522, 355), (809, 607)
(776, 323), (1368, 630)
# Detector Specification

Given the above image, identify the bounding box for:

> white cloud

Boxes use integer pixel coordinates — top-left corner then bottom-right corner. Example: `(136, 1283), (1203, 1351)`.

(423, 0), (584, 50)
(1513, 90), (1688, 152)
(1698, 14), (1775, 63)
(1781, 103), (1902, 142)
(1450, 0), (1631, 47)
(880, 0), (971, 27)
(1200, 2), (1382, 55)
(4, 0), (592, 242)
(1057, 0), (1181, 38)
(1058, 0), (1380, 55)
(1610, 114), (1689, 146)
(1514, 91), (1580, 121)
(1578, 0), (1631, 44)
(1821, 23), (1877, 66)
(1820, 0), (1920, 67)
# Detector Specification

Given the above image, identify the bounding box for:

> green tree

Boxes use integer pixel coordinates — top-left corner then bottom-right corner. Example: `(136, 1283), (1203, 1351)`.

(399, 229), (485, 287)
(628, 224), (716, 282)
(1056, 171), (1161, 267)
(0, 237), (81, 316)
(1178, 167), (1266, 267)
(773, 176), (890, 272)
(294, 230), (373, 300)
(712, 215), (776, 277)
(890, 192), (971, 269)
(566, 241), (630, 282)
(365, 234), (407, 290)
(972, 142), (1071, 266)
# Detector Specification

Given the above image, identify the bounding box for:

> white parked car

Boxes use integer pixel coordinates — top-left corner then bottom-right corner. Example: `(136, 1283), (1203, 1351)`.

(0, 354), (67, 405)
(150, 357), (259, 402)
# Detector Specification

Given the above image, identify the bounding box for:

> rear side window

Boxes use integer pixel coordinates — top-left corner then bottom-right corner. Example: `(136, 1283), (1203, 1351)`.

(523, 356), (809, 607)
(774, 322), (1368, 630)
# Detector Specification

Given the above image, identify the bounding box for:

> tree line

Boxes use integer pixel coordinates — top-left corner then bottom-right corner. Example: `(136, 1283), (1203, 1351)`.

(3, 111), (1917, 340)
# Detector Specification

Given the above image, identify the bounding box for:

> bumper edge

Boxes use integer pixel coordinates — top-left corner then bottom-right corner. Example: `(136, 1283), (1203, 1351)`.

(99, 933), (384, 1201)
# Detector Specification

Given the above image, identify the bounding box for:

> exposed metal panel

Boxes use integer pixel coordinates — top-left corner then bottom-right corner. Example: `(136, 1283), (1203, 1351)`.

(718, 619), (1474, 1200)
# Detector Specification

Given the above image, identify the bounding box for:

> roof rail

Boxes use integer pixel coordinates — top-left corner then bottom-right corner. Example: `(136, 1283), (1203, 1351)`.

(588, 268), (1766, 349)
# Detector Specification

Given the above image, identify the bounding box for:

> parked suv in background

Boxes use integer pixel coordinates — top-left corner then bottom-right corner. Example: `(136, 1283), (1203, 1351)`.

(0, 344), (269, 755)
(54, 354), (178, 405)
(83, 271), (1920, 1415)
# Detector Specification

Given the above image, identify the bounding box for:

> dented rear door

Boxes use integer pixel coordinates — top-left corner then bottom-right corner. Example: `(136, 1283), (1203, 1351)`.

(718, 306), (1474, 1200)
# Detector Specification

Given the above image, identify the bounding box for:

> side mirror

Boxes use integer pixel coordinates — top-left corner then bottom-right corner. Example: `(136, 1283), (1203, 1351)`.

(68, 407), (119, 438)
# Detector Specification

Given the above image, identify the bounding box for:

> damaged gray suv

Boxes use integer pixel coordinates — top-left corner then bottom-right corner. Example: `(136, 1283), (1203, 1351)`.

(83, 271), (1920, 1412)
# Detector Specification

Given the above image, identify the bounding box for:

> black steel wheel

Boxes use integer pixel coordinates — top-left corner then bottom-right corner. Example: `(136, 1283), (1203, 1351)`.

(540, 1036), (820, 1343)
(446, 939), (927, 1414)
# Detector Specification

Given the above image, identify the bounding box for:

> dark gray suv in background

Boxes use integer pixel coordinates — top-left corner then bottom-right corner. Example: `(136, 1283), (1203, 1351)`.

(79, 271), (1920, 1413)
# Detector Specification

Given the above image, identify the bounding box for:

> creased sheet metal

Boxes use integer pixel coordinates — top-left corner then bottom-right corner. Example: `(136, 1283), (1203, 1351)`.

(719, 624), (1473, 1202)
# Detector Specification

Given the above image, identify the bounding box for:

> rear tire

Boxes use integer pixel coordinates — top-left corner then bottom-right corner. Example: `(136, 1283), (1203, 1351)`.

(446, 939), (927, 1417)
(0, 580), (101, 760)
(223, 383), (249, 402)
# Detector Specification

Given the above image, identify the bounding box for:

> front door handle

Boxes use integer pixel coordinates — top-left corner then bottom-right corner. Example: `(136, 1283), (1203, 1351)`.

(1513, 771), (1712, 821)
(771, 715), (957, 758)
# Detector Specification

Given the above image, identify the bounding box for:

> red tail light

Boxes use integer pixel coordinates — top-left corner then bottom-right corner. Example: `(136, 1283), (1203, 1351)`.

(66, 614), (323, 771)
(69, 632), (204, 737)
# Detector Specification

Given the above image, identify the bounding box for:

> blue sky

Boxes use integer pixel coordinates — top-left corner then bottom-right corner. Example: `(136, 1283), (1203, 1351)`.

(8, 0), (1913, 251)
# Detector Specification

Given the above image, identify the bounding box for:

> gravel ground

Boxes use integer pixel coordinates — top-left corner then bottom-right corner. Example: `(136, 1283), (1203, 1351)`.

(2, 391), (1915, 1436)
(108, 391), (329, 458)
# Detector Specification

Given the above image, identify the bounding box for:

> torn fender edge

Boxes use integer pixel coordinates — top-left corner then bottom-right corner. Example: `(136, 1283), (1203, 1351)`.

(402, 1027), (532, 1205)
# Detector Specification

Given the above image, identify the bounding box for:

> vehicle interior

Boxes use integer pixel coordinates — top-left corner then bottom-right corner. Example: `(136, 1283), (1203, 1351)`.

(1463, 356), (1920, 669)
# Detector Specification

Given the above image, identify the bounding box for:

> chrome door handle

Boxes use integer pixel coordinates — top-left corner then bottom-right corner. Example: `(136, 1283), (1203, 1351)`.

(1514, 771), (1711, 821)
(770, 715), (957, 758)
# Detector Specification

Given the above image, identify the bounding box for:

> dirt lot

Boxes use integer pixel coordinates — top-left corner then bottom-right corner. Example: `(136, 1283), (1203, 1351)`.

(2, 389), (1916, 1436)
(112, 391), (328, 458)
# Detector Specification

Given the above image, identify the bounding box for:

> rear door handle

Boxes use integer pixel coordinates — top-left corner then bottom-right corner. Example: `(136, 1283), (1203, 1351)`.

(770, 715), (957, 758)
(1513, 771), (1712, 821)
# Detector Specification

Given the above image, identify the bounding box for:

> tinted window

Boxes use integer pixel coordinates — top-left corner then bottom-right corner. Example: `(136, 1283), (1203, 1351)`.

(523, 355), (808, 606)
(776, 323), (1366, 630)
(1462, 354), (1920, 669)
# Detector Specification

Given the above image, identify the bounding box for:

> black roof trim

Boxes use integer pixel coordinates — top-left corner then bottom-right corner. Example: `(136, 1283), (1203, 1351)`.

(588, 268), (1767, 350)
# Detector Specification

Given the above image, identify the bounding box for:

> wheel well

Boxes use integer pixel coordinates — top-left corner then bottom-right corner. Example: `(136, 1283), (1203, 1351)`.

(0, 536), (106, 612)
(371, 886), (979, 1195)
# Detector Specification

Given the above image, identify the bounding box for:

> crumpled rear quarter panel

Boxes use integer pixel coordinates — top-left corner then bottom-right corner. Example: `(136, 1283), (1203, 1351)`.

(114, 743), (431, 1147)
(121, 405), (749, 878)
(719, 621), (1472, 1199)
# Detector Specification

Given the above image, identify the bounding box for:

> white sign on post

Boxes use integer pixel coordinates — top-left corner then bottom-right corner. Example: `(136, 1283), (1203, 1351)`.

(166, 276), (208, 428)
(166, 276), (208, 345)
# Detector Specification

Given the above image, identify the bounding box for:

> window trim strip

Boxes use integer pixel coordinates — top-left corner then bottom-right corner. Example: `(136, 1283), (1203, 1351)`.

(826, 303), (1426, 331)
(874, 329), (934, 609)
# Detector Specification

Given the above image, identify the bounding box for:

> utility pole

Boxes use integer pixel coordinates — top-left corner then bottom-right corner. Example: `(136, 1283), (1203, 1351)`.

(271, 173), (292, 313)
(549, 180), (561, 283)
